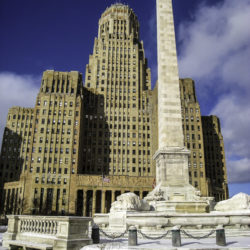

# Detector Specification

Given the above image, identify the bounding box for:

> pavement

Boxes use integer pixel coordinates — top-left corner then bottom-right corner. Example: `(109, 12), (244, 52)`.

(82, 237), (250, 250)
(1, 233), (250, 249)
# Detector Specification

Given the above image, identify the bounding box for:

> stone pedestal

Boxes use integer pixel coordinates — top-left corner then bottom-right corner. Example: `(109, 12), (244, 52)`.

(145, 147), (209, 213)
(154, 147), (190, 194)
(109, 211), (127, 231)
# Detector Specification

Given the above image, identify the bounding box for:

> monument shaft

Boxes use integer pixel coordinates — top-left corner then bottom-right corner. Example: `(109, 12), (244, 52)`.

(157, 0), (184, 149)
(155, 0), (190, 191)
(150, 0), (210, 209)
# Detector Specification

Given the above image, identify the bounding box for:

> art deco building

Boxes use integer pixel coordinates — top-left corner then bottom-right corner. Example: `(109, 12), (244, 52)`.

(83, 3), (154, 177)
(0, 3), (228, 216)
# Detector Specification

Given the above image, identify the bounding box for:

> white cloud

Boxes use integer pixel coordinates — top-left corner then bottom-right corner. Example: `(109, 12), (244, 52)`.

(227, 158), (250, 183)
(178, 0), (250, 86)
(211, 95), (250, 183)
(0, 72), (40, 146)
(178, 0), (250, 183)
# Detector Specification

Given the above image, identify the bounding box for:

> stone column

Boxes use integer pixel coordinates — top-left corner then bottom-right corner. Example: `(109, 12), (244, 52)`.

(139, 191), (143, 200)
(4, 189), (10, 213)
(101, 190), (106, 213)
(92, 190), (96, 216)
(83, 190), (87, 216)
(111, 190), (115, 203)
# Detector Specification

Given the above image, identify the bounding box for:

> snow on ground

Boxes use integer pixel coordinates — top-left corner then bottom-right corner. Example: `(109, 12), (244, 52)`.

(0, 233), (3, 249)
(81, 237), (250, 249)
(1, 231), (250, 249)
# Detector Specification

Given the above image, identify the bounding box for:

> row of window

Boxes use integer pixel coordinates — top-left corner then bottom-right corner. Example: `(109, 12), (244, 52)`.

(37, 137), (76, 144)
(184, 125), (201, 131)
(84, 115), (150, 124)
(33, 147), (76, 154)
(11, 122), (32, 129)
(184, 116), (200, 122)
(37, 109), (75, 116)
(40, 118), (78, 125)
(83, 148), (151, 156)
(189, 171), (204, 178)
(35, 177), (68, 185)
(38, 128), (78, 135)
(182, 107), (199, 114)
(39, 100), (75, 107)
(186, 143), (202, 150)
(11, 114), (33, 120)
(30, 157), (76, 164)
(34, 166), (69, 174)
(186, 134), (201, 140)
(188, 162), (203, 168)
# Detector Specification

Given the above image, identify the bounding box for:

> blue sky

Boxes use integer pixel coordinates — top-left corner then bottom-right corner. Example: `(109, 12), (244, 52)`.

(0, 0), (250, 197)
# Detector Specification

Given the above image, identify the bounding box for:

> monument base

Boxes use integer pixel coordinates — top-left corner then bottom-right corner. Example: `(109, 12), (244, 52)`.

(94, 193), (250, 238)
(155, 200), (209, 213)
(145, 147), (213, 213)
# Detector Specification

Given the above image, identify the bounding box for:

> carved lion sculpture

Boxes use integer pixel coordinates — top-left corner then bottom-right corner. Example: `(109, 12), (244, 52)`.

(110, 192), (151, 212)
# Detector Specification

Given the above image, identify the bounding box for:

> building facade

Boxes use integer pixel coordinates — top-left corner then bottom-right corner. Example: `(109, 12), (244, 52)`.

(0, 3), (228, 216)
(202, 116), (228, 201)
(180, 79), (209, 196)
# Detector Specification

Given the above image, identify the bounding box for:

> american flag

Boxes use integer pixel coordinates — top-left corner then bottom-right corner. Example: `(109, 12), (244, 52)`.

(102, 176), (110, 183)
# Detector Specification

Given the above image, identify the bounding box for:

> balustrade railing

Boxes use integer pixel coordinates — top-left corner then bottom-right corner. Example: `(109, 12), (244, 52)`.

(3, 215), (92, 250)
(20, 218), (58, 235)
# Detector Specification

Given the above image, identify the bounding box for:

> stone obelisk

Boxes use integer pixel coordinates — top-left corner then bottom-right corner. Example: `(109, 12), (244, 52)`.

(152, 0), (207, 209)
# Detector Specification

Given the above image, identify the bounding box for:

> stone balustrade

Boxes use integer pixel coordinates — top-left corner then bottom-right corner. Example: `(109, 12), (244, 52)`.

(20, 217), (58, 235)
(3, 215), (92, 250)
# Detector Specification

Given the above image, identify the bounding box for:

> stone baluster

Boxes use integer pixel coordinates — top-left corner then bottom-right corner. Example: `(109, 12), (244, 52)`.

(55, 222), (58, 234)
(27, 220), (30, 232)
(47, 221), (51, 234)
(42, 221), (45, 233)
(23, 220), (26, 232)
(32, 220), (35, 232)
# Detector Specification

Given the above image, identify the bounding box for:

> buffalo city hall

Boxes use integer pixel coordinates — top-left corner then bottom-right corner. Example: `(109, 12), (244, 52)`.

(0, 4), (228, 216)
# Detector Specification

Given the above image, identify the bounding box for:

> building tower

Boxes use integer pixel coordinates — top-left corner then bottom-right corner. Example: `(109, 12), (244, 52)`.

(83, 3), (154, 178)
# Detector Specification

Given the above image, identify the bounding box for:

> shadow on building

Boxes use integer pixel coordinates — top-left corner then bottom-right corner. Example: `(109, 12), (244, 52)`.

(202, 116), (229, 201)
(0, 128), (24, 215)
(76, 87), (111, 216)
